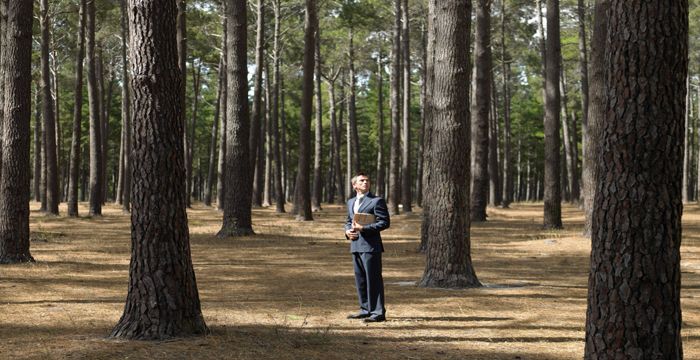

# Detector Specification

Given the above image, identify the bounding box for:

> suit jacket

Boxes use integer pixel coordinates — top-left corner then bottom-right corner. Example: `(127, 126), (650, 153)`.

(345, 192), (390, 253)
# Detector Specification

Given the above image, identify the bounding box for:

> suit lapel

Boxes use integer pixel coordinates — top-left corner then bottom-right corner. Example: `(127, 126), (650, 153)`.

(357, 193), (374, 214)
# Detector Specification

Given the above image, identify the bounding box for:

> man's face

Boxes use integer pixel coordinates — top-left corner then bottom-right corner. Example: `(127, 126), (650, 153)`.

(353, 176), (370, 194)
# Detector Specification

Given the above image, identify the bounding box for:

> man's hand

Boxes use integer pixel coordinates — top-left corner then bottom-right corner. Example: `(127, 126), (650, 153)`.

(351, 221), (363, 232)
(346, 229), (359, 240)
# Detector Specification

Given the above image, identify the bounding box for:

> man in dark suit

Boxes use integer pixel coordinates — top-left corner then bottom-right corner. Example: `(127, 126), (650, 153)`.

(344, 172), (390, 323)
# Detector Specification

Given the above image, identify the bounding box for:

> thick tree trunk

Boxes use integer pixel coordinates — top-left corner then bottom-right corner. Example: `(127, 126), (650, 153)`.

(388, 0), (401, 215)
(0, 0), (33, 264)
(250, 0), (264, 208)
(68, 0), (87, 217)
(543, 0), (562, 229)
(0, 0), (5, 187)
(110, 0), (208, 339)
(292, 0), (316, 221)
(584, 1), (687, 357)
(419, 0), (479, 288)
(582, 0), (608, 236)
(312, 27), (322, 211)
(218, 0), (254, 236)
(401, 0), (412, 213)
(375, 51), (386, 199)
(87, 0), (102, 216)
(470, 0), (491, 222)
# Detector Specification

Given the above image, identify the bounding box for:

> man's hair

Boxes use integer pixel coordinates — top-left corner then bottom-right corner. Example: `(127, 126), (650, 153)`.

(351, 172), (369, 185)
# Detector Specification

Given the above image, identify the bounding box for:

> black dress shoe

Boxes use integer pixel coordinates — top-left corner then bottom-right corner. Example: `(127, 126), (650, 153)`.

(347, 313), (371, 319)
(363, 315), (386, 323)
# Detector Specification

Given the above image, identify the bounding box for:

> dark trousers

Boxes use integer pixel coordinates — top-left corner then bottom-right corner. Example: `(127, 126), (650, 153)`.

(352, 252), (385, 316)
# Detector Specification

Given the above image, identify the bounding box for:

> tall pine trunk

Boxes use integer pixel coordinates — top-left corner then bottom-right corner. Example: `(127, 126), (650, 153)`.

(543, 0), (562, 229)
(216, 10), (227, 210)
(68, 0), (87, 217)
(584, 1), (687, 357)
(401, 0), (412, 213)
(388, 0), (402, 215)
(272, 0), (284, 213)
(375, 51), (386, 199)
(218, 0), (254, 236)
(87, 0), (102, 216)
(204, 57), (224, 207)
(312, 27), (322, 211)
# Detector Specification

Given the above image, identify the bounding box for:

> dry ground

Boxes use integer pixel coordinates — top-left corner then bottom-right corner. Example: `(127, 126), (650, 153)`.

(1, 201), (700, 360)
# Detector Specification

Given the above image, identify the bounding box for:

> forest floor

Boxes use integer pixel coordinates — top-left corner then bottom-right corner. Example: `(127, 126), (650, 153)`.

(2, 201), (700, 360)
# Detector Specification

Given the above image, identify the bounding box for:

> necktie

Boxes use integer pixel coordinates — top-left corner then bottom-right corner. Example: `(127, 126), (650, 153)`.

(354, 196), (364, 214)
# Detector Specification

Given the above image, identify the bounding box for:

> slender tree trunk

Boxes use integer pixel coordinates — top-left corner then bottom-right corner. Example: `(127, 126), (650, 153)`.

(110, 0), (208, 339)
(343, 79), (352, 199)
(40, 0), (59, 215)
(582, 0), (608, 236)
(292, 0), (316, 221)
(187, 64), (202, 206)
(577, 0), (589, 205)
(488, 78), (501, 206)
(120, 0), (131, 212)
(34, 89), (41, 202)
(281, 82), (289, 202)
(560, 68), (573, 203)
(262, 64), (272, 207)
(0, 0), (33, 263)
(218, 0), (254, 236)
(584, 1), (687, 357)
(272, 0), (284, 213)
(416, 24), (426, 207)
(401, 0), (412, 213)
(697, 85), (700, 203)
(376, 51), (386, 199)
(684, 75), (691, 203)
(312, 27), (322, 211)
(543, 0), (562, 229)
(250, 0), (264, 208)
(204, 57), (224, 207)
(102, 72), (114, 202)
(419, 0), (479, 288)
(216, 10), (227, 210)
(470, 0), (491, 222)
(68, 0), (87, 217)
(51, 42), (63, 204)
(87, 0), (102, 216)
(419, 0), (436, 252)
(389, 0), (402, 215)
(347, 28), (361, 177)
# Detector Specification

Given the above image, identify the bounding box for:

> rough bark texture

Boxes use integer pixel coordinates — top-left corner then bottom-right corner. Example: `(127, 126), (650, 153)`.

(177, 0), (187, 208)
(218, 0), (254, 236)
(582, 0), (608, 237)
(250, 0), (264, 208)
(86, 0), (102, 216)
(0, 0), (5, 186)
(419, 0), (436, 252)
(388, 0), (401, 215)
(470, 0), (491, 222)
(401, 0), (412, 213)
(584, 1), (687, 358)
(543, 0), (562, 229)
(0, 0), (34, 264)
(110, 0), (208, 339)
(419, 0), (479, 288)
(312, 27), (322, 212)
(68, 0), (87, 217)
(292, 0), (316, 221)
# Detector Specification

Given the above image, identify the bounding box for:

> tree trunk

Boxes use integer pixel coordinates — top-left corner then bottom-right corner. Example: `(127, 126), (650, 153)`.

(584, 1), (687, 357)
(419, 0), (436, 252)
(470, 0), (491, 222)
(0, 0), (33, 263)
(102, 72), (114, 203)
(582, 0), (608, 236)
(416, 24), (426, 207)
(204, 57), (224, 207)
(68, 0), (87, 217)
(281, 80), (289, 202)
(86, 0), (102, 216)
(488, 77), (501, 206)
(312, 27), (322, 211)
(262, 64), (272, 207)
(577, 0), (589, 206)
(419, 0), (479, 288)
(41, 0), (60, 214)
(560, 68), (573, 203)
(389, 0), (401, 215)
(216, 10), (227, 210)
(34, 88), (41, 202)
(401, 0), (412, 213)
(347, 28), (361, 177)
(110, 0), (208, 339)
(120, 0), (131, 212)
(292, 0), (316, 221)
(375, 51), (386, 199)
(250, 0), (265, 208)
(187, 64), (202, 206)
(543, 0), (562, 229)
(272, 0), (284, 213)
(0, 0), (5, 187)
(177, 0), (188, 210)
(218, 0), (254, 236)
(683, 75), (691, 203)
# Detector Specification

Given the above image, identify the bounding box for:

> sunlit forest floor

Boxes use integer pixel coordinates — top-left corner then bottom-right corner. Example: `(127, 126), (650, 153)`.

(2, 201), (700, 359)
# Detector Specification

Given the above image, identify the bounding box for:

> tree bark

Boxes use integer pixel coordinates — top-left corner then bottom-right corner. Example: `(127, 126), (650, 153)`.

(110, 0), (208, 339)
(375, 51), (386, 199)
(312, 26), (322, 211)
(272, 0), (284, 213)
(543, 0), (562, 229)
(419, 0), (436, 252)
(218, 0), (254, 236)
(577, 0), (589, 205)
(419, 0), (479, 288)
(683, 75), (690, 203)
(416, 24), (426, 207)
(292, 0), (316, 221)
(250, 0), (265, 208)
(347, 28), (361, 177)
(0, 0), (33, 264)
(34, 88), (41, 202)
(68, 0), (87, 217)
(204, 57), (224, 207)
(388, 0), (401, 215)
(262, 63), (272, 207)
(0, 0), (5, 187)
(86, 0), (102, 216)
(501, 0), (513, 207)
(470, 0), (491, 222)
(401, 0), (412, 213)
(325, 71), (344, 204)
(560, 68), (573, 203)
(216, 9), (227, 210)
(488, 77), (501, 206)
(582, 0), (608, 237)
(584, 1), (687, 357)
(120, 0), (131, 212)
(187, 64), (202, 206)
(177, 0), (188, 209)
